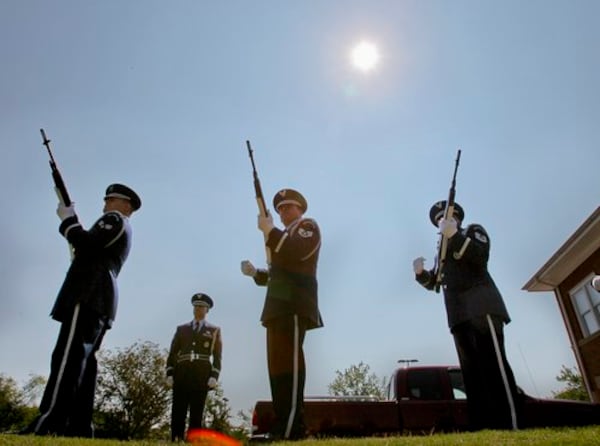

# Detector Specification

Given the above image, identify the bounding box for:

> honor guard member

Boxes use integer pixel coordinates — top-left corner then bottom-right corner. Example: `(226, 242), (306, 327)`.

(25, 183), (141, 437)
(241, 188), (323, 441)
(166, 293), (222, 442)
(413, 200), (521, 431)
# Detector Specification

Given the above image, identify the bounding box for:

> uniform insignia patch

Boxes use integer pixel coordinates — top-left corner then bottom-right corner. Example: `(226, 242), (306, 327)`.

(474, 232), (488, 243)
(98, 221), (113, 230)
(298, 227), (313, 238)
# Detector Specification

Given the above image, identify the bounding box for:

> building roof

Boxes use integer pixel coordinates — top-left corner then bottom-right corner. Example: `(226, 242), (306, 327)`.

(523, 206), (600, 292)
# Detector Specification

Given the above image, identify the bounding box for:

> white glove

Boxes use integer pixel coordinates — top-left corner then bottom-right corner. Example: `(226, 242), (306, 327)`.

(57, 203), (76, 221)
(241, 260), (257, 277)
(258, 212), (274, 235)
(413, 257), (426, 275)
(438, 217), (457, 238)
(207, 377), (217, 389)
(166, 376), (173, 387)
(592, 275), (600, 292)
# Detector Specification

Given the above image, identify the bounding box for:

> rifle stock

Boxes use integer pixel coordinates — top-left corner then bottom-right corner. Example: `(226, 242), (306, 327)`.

(40, 129), (71, 206)
(246, 140), (271, 264)
(434, 149), (461, 292)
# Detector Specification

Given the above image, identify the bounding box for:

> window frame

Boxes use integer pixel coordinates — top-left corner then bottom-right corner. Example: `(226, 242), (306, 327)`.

(569, 273), (600, 338)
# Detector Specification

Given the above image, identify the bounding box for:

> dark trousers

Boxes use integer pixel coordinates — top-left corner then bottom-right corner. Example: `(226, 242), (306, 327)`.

(171, 381), (209, 441)
(266, 314), (307, 439)
(30, 304), (106, 437)
(452, 315), (520, 430)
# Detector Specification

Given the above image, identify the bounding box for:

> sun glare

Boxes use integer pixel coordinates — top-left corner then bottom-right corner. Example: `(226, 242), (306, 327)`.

(351, 41), (380, 72)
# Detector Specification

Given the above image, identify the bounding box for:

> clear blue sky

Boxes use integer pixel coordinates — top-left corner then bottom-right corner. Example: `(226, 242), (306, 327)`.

(1, 1), (599, 416)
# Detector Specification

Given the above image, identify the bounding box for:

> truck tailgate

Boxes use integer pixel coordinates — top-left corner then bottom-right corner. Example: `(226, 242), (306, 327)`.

(253, 400), (400, 437)
(307, 400), (400, 436)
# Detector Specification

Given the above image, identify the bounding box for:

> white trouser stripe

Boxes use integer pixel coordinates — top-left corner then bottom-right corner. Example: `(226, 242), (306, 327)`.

(284, 315), (300, 439)
(487, 314), (518, 430)
(35, 303), (81, 432)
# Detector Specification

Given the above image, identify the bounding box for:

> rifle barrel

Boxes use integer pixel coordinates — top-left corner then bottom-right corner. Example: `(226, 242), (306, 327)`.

(434, 148), (462, 292)
(40, 128), (58, 165)
(40, 128), (71, 206)
(245, 139), (271, 264)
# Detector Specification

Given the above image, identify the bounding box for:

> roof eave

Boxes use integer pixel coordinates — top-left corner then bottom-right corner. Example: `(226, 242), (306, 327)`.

(523, 207), (600, 293)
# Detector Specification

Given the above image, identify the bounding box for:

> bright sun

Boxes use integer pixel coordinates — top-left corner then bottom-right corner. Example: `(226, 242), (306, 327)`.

(350, 41), (380, 72)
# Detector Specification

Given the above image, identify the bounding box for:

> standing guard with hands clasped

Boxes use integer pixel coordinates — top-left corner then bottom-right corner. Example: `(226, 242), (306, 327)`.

(241, 188), (323, 441)
(413, 199), (521, 431)
(166, 293), (222, 442)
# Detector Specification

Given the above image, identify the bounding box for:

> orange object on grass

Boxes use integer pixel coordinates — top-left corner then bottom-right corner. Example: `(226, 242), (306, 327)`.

(186, 428), (242, 445)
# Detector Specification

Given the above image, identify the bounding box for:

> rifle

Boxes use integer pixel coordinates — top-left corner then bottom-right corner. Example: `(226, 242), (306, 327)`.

(434, 149), (461, 293)
(40, 128), (72, 206)
(246, 140), (271, 264)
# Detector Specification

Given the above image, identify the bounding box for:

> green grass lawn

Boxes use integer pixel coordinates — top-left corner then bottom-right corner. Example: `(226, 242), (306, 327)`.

(3, 426), (600, 446)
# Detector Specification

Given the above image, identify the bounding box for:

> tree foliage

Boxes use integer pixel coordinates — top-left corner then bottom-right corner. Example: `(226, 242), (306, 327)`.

(94, 340), (171, 439)
(328, 361), (386, 399)
(0, 374), (25, 432)
(205, 385), (232, 432)
(0, 374), (44, 432)
(2, 340), (245, 440)
(94, 340), (244, 440)
(204, 385), (249, 439)
(552, 365), (589, 401)
(20, 374), (46, 407)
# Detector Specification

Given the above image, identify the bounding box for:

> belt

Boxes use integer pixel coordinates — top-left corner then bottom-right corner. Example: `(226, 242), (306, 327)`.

(177, 352), (210, 363)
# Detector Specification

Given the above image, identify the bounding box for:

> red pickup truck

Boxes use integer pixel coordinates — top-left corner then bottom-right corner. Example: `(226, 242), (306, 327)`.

(251, 365), (600, 439)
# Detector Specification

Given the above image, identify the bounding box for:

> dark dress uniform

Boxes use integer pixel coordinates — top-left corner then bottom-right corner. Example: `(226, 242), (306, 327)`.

(415, 201), (520, 431)
(252, 190), (323, 440)
(167, 294), (222, 442)
(29, 183), (140, 437)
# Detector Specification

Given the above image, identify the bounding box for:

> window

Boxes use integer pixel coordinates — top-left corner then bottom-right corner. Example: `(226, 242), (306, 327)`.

(407, 369), (443, 400)
(386, 370), (396, 400)
(570, 274), (600, 337)
(448, 368), (467, 400)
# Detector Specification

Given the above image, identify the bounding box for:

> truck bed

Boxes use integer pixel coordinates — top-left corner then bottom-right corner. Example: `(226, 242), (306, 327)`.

(250, 365), (600, 439)
(252, 398), (401, 437)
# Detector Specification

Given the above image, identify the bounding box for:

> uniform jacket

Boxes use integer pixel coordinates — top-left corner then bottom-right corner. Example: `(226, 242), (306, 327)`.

(166, 321), (222, 389)
(51, 210), (132, 328)
(254, 216), (323, 330)
(416, 223), (510, 330)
